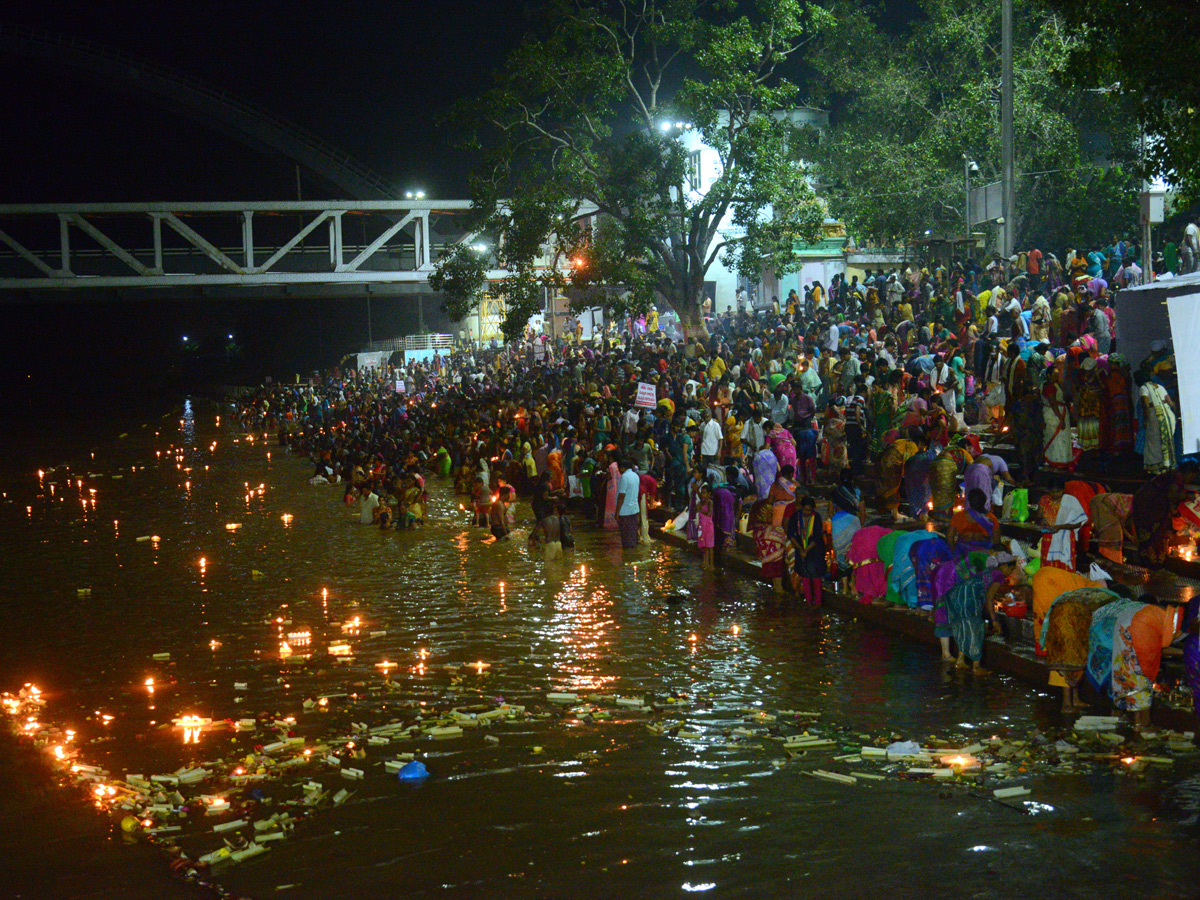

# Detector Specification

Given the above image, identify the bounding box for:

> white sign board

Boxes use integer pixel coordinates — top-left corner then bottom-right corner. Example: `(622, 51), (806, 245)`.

(1169, 294), (1200, 454)
(634, 382), (657, 410)
(356, 351), (390, 372)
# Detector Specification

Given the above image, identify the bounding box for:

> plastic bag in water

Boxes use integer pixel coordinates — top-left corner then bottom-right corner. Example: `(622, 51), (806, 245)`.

(885, 740), (922, 759)
(396, 760), (429, 781)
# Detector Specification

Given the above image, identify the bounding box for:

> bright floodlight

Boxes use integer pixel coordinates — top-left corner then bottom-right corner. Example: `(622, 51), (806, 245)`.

(405, 191), (414, 199)
(416, 191), (426, 200)
(660, 122), (672, 132)
(472, 243), (488, 253)
(228, 334), (234, 340)
(182, 335), (188, 342)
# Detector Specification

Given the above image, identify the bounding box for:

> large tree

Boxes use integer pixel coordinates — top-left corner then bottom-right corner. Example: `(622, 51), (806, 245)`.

(430, 0), (831, 340)
(1046, 0), (1200, 202)
(803, 0), (1141, 251)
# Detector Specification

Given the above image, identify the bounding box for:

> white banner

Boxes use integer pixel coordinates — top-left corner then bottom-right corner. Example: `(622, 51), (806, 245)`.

(634, 382), (657, 409)
(1169, 294), (1200, 454)
(356, 351), (390, 372)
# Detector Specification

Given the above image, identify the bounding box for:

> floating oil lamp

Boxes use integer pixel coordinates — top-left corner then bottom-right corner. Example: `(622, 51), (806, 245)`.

(940, 754), (980, 772)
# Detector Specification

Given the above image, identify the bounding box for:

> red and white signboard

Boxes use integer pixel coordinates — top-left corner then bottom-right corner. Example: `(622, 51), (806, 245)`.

(634, 382), (657, 410)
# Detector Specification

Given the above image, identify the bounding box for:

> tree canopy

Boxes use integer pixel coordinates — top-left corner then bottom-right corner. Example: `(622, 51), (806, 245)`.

(431, 0), (831, 340)
(803, 0), (1141, 251)
(1047, 0), (1200, 203)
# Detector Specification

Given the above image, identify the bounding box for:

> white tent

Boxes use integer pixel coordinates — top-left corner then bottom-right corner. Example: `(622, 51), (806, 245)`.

(1117, 272), (1200, 454)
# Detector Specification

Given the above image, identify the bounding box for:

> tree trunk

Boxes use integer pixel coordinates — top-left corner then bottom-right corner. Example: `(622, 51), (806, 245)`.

(677, 303), (708, 340)
(669, 280), (709, 339)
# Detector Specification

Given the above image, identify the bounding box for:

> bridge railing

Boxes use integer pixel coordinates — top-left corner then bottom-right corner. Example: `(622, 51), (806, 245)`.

(0, 201), (504, 289)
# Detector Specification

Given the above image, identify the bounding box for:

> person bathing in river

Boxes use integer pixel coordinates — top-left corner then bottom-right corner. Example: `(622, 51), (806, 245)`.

(529, 507), (564, 561)
(488, 489), (510, 541)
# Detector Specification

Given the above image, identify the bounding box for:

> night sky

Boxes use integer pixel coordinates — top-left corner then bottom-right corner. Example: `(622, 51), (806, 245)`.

(0, 1), (522, 428)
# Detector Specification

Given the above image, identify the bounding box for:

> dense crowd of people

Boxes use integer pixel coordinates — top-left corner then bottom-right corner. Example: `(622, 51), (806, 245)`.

(237, 242), (1200, 728)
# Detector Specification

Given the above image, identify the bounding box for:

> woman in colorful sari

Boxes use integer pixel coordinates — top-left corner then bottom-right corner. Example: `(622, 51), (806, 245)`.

(869, 379), (897, 456)
(1042, 375), (1076, 471)
(1038, 480), (1090, 571)
(752, 444), (779, 501)
(1105, 355), (1135, 452)
(889, 529), (939, 608)
(823, 404), (849, 476)
(1076, 357), (1104, 452)
(1031, 565), (1102, 657)
(911, 535), (953, 611)
(947, 488), (999, 560)
(1184, 597), (1200, 723)
(1087, 597), (1184, 729)
(903, 438), (936, 520)
(767, 466), (797, 525)
(929, 449), (960, 521)
(1041, 586), (1121, 710)
(787, 495), (827, 607)
(1030, 294), (1052, 342)
(750, 498), (788, 594)
(1131, 468), (1187, 565)
(1136, 372), (1178, 475)
(942, 552), (996, 672)
(876, 436), (917, 519)
(849, 525), (892, 604)
(766, 423), (797, 473)
(547, 448), (566, 493)
(685, 467), (704, 542)
(875, 529), (904, 605)
(1090, 492), (1134, 564)
(798, 358), (822, 402)
(603, 453), (620, 530)
(713, 481), (738, 556)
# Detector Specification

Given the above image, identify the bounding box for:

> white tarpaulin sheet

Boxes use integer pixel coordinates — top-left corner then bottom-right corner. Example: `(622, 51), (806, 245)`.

(356, 351), (390, 372)
(1168, 293), (1200, 454)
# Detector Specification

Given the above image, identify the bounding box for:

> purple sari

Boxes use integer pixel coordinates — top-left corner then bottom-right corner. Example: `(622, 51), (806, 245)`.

(912, 537), (954, 611)
(753, 448), (779, 500)
(714, 486), (737, 548)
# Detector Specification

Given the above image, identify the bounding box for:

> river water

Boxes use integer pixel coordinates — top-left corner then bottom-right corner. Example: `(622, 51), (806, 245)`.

(3, 399), (1199, 899)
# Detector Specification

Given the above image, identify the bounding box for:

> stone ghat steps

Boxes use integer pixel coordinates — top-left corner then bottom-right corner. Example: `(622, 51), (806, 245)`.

(650, 522), (1197, 733)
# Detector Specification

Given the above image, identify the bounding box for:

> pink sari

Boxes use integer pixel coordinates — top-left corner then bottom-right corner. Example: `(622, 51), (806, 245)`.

(603, 461), (619, 529)
(768, 429), (797, 470)
(849, 525), (892, 603)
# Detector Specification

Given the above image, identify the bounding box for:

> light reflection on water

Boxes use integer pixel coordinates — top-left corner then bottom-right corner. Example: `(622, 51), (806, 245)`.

(1, 403), (1199, 899)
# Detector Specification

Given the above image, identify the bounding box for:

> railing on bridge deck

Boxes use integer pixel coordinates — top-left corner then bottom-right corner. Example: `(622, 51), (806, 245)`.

(0, 201), (505, 290)
(363, 334), (454, 354)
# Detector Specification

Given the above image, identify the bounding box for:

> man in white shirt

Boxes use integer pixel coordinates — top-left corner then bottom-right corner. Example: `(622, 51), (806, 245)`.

(360, 487), (380, 524)
(929, 355), (957, 416)
(615, 456), (643, 549)
(886, 274), (903, 307)
(825, 321), (839, 353)
(741, 412), (766, 455)
(700, 409), (723, 465)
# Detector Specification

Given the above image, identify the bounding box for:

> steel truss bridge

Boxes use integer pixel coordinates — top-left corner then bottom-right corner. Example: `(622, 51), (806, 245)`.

(0, 201), (505, 295)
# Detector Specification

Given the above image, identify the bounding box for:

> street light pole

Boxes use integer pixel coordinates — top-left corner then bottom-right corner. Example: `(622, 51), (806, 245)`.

(1001, 0), (1014, 258)
(963, 156), (971, 241)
